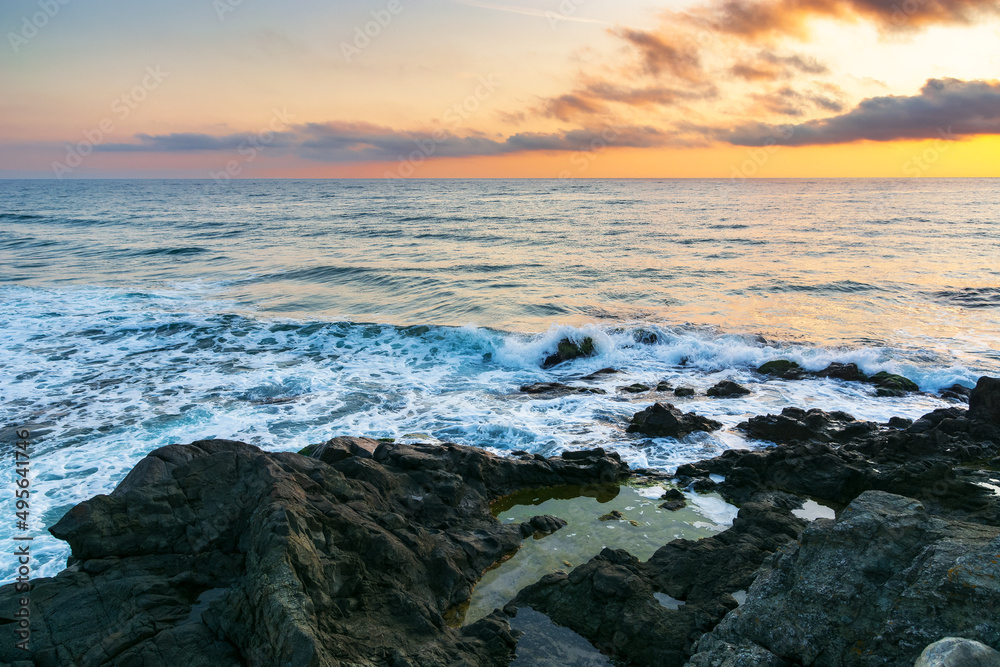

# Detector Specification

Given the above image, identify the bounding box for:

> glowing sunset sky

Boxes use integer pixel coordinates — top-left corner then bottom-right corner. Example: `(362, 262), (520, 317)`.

(2, 0), (999, 177)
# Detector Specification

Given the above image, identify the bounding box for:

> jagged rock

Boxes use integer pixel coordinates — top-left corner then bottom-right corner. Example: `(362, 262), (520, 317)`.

(0, 440), (628, 666)
(659, 488), (687, 511)
(542, 337), (596, 368)
(738, 407), (878, 444)
(970, 376), (1000, 425)
(520, 382), (607, 396)
(674, 387), (695, 397)
(870, 370), (920, 395)
(303, 435), (380, 464)
(688, 491), (1000, 667)
(915, 637), (1000, 667)
(756, 360), (804, 379)
(707, 381), (751, 398)
(509, 502), (805, 666)
(627, 403), (723, 438)
(941, 384), (973, 403)
(817, 362), (868, 382)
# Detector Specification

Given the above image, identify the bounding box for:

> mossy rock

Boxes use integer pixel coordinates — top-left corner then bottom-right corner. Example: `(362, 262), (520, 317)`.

(870, 371), (919, 393)
(543, 337), (597, 368)
(758, 360), (801, 375)
(297, 444), (317, 457)
(620, 384), (651, 394)
(674, 387), (695, 397)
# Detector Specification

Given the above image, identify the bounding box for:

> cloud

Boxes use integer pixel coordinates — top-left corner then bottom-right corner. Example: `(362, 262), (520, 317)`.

(540, 82), (712, 120)
(95, 122), (676, 162)
(694, 0), (1000, 37)
(718, 78), (1000, 145)
(615, 29), (705, 82)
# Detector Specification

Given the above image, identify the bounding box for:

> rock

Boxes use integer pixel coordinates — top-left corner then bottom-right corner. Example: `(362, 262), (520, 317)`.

(510, 502), (805, 666)
(656, 381), (673, 392)
(707, 381), (751, 398)
(738, 407), (876, 444)
(634, 330), (659, 345)
(619, 383), (651, 394)
(627, 403), (723, 438)
(659, 489), (687, 511)
(869, 370), (920, 393)
(674, 387), (695, 397)
(915, 637), (1000, 667)
(941, 384), (973, 403)
(888, 416), (914, 429)
(756, 360), (804, 379)
(580, 367), (619, 381)
(689, 491), (1000, 667)
(0, 439), (629, 666)
(970, 376), (1000, 425)
(308, 435), (380, 464)
(817, 362), (869, 382)
(520, 382), (607, 396)
(598, 510), (625, 521)
(542, 337), (596, 368)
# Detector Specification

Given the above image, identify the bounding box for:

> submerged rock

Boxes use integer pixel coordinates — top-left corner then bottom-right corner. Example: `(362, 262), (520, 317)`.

(707, 381), (751, 398)
(627, 403), (723, 438)
(619, 383), (651, 394)
(542, 337), (596, 368)
(689, 491), (1000, 666)
(674, 386), (695, 397)
(520, 382), (607, 396)
(941, 383), (973, 403)
(817, 362), (869, 382)
(659, 488), (687, 511)
(0, 440), (628, 666)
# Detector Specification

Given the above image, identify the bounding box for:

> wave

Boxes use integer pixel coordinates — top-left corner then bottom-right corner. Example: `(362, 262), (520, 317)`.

(933, 287), (1000, 309)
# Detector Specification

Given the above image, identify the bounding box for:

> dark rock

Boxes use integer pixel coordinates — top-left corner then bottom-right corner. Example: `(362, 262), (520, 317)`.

(542, 337), (596, 368)
(511, 503), (805, 666)
(817, 362), (869, 382)
(888, 416), (914, 429)
(970, 376), (1000, 425)
(580, 367), (619, 381)
(309, 435), (380, 464)
(757, 360), (804, 379)
(941, 383), (973, 403)
(598, 510), (625, 522)
(659, 489), (687, 511)
(707, 381), (751, 398)
(0, 440), (628, 666)
(520, 382), (607, 396)
(634, 330), (659, 345)
(869, 370), (920, 393)
(656, 381), (673, 392)
(619, 383), (651, 394)
(627, 403), (723, 438)
(739, 407), (876, 444)
(689, 491), (1000, 667)
(674, 387), (695, 397)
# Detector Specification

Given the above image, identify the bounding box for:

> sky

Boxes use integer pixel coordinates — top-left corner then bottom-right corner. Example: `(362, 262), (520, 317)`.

(1, 0), (999, 178)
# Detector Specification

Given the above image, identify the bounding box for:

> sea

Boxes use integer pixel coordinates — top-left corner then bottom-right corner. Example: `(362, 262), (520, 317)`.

(1, 178), (998, 581)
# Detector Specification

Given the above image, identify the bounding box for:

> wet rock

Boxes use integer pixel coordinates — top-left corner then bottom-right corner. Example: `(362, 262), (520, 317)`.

(0, 440), (628, 666)
(739, 407), (877, 444)
(656, 381), (673, 392)
(659, 488), (687, 511)
(542, 337), (596, 368)
(674, 387), (695, 397)
(817, 362), (869, 382)
(598, 510), (625, 521)
(307, 435), (380, 464)
(869, 370), (920, 394)
(756, 360), (804, 379)
(689, 491), (1000, 667)
(511, 503), (805, 666)
(887, 416), (914, 429)
(941, 383), (973, 403)
(970, 376), (1000, 425)
(627, 403), (723, 438)
(580, 367), (619, 381)
(915, 637), (1000, 667)
(634, 330), (659, 345)
(520, 382), (607, 396)
(707, 381), (751, 398)
(619, 383), (651, 394)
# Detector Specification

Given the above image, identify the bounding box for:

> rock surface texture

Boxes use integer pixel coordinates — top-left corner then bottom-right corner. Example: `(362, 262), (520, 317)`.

(0, 440), (627, 666)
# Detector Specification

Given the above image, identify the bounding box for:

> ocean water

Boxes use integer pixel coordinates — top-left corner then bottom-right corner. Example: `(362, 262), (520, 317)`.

(1, 178), (998, 580)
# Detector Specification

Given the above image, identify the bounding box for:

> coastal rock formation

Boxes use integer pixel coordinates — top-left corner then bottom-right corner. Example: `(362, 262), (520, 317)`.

(509, 500), (806, 665)
(519, 382), (607, 396)
(970, 376), (1000, 424)
(707, 381), (751, 398)
(626, 402), (723, 438)
(688, 491), (1000, 666)
(0, 440), (628, 666)
(542, 337), (596, 368)
(738, 407), (879, 444)
(915, 638), (1000, 667)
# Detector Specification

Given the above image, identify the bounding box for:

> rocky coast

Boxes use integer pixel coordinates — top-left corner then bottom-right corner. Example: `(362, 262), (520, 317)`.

(2, 374), (1000, 666)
